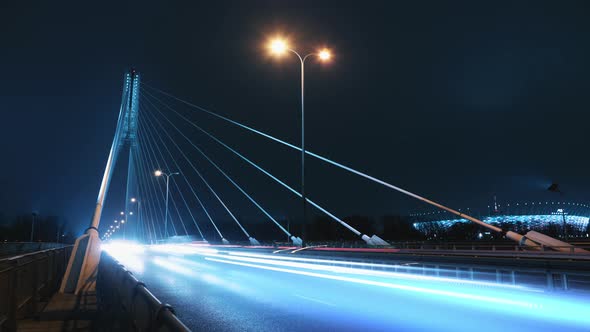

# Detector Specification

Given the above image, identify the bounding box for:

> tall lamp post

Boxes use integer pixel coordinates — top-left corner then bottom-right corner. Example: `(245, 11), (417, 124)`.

(31, 212), (37, 242)
(155, 170), (179, 238)
(267, 37), (332, 244)
(119, 211), (126, 239)
(130, 197), (143, 243)
(547, 183), (568, 240)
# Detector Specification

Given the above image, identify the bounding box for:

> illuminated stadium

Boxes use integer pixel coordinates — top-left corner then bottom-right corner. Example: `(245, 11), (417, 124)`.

(410, 200), (590, 238)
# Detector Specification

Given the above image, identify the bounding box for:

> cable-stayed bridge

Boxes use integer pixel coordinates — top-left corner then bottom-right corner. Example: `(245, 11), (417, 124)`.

(86, 68), (400, 252)
(16, 69), (589, 331)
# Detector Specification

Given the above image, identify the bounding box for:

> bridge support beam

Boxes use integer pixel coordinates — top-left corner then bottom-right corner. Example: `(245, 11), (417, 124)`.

(60, 70), (140, 294)
(361, 234), (390, 246)
(290, 236), (303, 246)
(59, 229), (101, 294)
(369, 234), (389, 246)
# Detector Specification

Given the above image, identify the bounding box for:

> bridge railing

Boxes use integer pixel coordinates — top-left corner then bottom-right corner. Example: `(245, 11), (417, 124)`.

(0, 245), (72, 331)
(294, 247), (590, 292)
(97, 251), (190, 331)
(299, 240), (590, 253)
(393, 241), (590, 253)
(0, 242), (66, 259)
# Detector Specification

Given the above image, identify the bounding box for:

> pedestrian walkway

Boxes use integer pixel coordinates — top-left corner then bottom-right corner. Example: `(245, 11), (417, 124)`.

(17, 292), (97, 332)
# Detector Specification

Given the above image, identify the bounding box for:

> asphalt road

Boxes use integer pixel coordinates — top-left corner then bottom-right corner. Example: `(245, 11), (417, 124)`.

(107, 244), (590, 332)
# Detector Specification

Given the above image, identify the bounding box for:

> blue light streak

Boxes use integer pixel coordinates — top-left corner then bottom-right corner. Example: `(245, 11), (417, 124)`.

(105, 243), (590, 330)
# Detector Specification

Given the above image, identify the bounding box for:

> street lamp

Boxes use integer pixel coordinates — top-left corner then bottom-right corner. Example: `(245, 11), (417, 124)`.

(130, 197), (144, 243)
(118, 211), (130, 240)
(548, 183), (568, 240)
(267, 37), (332, 245)
(31, 212), (38, 242)
(155, 170), (179, 238)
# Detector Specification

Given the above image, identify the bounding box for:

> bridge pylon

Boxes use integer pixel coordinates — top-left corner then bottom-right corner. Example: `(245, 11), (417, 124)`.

(60, 70), (140, 294)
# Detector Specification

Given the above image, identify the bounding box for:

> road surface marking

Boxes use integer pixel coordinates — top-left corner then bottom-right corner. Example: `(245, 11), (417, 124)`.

(293, 294), (337, 307)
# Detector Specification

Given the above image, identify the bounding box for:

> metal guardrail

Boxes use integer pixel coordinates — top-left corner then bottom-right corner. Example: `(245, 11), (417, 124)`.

(0, 245), (72, 331)
(97, 251), (190, 331)
(0, 242), (66, 259)
(298, 240), (590, 253)
(293, 249), (590, 292)
(393, 241), (590, 253)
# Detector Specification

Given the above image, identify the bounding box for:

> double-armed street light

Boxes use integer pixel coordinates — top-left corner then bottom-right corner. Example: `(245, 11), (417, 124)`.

(155, 170), (179, 238)
(130, 197), (144, 242)
(118, 211), (127, 238)
(267, 37), (332, 245)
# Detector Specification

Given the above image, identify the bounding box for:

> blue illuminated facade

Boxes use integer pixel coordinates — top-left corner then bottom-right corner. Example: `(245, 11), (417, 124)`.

(411, 201), (590, 237)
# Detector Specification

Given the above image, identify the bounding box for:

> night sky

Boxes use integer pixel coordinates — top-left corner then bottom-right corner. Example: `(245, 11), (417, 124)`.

(1, 1), (590, 237)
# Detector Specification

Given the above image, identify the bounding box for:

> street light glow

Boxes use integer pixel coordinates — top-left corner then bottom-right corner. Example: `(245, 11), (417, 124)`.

(155, 170), (163, 177)
(120, 211), (125, 215)
(269, 38), (288, 55)
(131, 198), (137, 203)
(318, 49), (331, 61)
(121, 220), (125, 224)
(264, 37), (334, 244)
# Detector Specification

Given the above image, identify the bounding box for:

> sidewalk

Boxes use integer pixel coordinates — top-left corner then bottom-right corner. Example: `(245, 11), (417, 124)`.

(17, 292), (97, 332)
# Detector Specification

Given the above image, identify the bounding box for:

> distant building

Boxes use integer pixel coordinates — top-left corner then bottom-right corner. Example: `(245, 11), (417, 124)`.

(410, 200), (590, 238)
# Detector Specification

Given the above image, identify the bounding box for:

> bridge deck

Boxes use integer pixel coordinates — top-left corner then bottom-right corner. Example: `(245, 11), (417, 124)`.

(106, 244), (590, 331)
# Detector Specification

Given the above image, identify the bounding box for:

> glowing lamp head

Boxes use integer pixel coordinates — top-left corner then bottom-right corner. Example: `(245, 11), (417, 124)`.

(120, 211), (125, 216)
(269, 39), (288, 55)
(130, 198), (137, 203)
(318, 49), (331, 61)
(154, 170), (163, 177)
(121, 220), (125, 224)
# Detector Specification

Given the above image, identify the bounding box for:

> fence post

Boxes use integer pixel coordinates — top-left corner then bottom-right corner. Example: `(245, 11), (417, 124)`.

(546, 272), (555, 290)
(30, 257), (39, 315)
(7, 262), (19, 331)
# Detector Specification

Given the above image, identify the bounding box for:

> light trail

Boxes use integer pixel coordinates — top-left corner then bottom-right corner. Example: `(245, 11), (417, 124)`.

(103, 243), (590, 330)
(221, 251), (534, 290)
(148, 244), (218, 255)
(204, 257), (538, 308)
(201, 255), (590, 327)
(101, 241), (146, 272)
